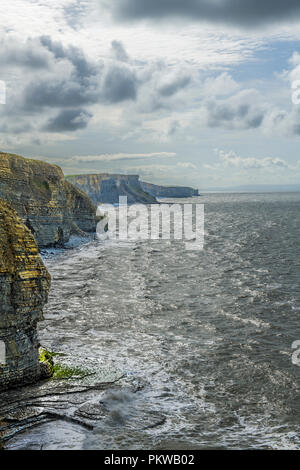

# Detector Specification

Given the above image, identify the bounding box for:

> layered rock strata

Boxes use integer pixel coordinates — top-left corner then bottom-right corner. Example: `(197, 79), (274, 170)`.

(0, 199), (50, 390)
(66, 174), (157, 205)
(0, 152), (97, 247)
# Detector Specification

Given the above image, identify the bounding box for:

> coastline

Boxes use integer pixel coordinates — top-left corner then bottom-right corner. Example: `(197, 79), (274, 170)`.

(40, 234), (97, 260)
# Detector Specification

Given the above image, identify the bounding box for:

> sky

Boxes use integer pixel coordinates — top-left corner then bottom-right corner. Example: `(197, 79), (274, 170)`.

(1, 1), (300, 188)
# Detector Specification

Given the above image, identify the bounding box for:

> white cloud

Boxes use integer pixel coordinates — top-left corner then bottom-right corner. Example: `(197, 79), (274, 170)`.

(176, 162), (197, 169)
(1, 1), (300, 187)
(203, 72), (240, 97)
(209, 149), (291, 170)
(61, 152), (177, 163)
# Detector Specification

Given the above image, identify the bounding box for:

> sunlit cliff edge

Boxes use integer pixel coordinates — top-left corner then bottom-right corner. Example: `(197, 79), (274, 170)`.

(0, 198), (50, 390)
(0, 152), (97, 248)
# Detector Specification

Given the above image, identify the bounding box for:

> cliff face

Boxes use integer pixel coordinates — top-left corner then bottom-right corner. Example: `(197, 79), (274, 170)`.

(66, 174), (157, 205)
(141, 181), (199, 198)
(0, 199), (51, 390)
(0, 152), (97, 247)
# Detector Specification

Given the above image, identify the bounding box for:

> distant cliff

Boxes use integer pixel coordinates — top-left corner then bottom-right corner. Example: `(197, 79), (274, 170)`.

(0, 199), (50, 390)
(0, 152), (97, 247)
(141, 181), (199, 198)
(66, 174), (157, 205)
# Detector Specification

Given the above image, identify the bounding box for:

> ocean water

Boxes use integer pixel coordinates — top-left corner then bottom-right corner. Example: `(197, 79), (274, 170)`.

(9, 192), (300, 449)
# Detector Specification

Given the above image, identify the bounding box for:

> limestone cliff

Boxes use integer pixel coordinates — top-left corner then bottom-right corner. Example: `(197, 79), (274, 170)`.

(0, 199), (51, 390)
(66, 174), (157, 205)
(141, 181), (199, 198)
(0, 152), (97, 247)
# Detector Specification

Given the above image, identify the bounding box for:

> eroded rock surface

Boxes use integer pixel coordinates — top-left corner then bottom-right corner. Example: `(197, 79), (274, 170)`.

(0, 353), (129, 447)
(0, 152), (97, 247)
(0, 199), (51, 391)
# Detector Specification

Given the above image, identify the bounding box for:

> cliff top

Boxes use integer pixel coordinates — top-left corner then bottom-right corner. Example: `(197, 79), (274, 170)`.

(0, 151), (96, 211)
(66, 173), (139, 179)
(141, 181), (198, 190)
(0, 151), (63, 178)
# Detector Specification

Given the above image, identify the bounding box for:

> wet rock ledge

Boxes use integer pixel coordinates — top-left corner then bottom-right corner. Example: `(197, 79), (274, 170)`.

(0, 198), (51, 390)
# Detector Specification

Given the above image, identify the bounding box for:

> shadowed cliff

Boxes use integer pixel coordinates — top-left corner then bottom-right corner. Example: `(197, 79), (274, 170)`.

(66, 174), (157, 205)
(141, 181), (199, 198)
(0, 152), (97, 247)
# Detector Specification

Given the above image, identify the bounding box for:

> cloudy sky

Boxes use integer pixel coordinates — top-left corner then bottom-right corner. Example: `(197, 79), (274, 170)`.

(1, 1), (300, 188)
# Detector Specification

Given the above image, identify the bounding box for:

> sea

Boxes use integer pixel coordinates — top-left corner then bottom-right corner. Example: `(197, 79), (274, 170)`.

(7, 192), (300, 449)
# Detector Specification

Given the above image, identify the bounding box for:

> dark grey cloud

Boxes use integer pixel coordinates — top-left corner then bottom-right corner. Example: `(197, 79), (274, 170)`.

(111, 40), (130, 62)
(168, 120), (180, 136)
(22, 37), (139, 112)
(158, 75), (191, 97)
(24, 79), (98, 109)
(103, 65), (137, 103)
(0, 35), (101, 115)
(44, 109), (92, 132)
(0, 38), (50, 69)
(40, 36), (98, 82)
(109, 0), (300, 27)
(247, 114), (264, 128)
(206, 100), (264, 129)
